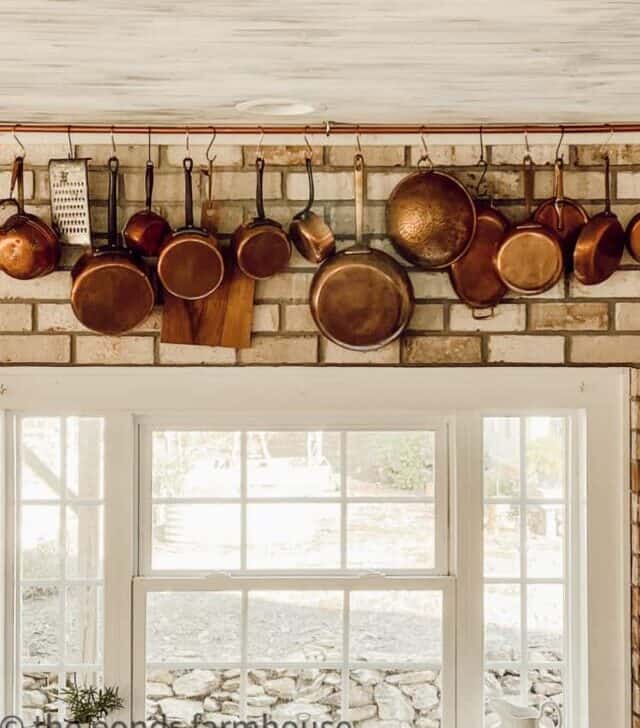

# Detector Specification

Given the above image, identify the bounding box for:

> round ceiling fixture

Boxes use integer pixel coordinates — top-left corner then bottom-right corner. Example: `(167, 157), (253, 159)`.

(235, 98), (316, 116)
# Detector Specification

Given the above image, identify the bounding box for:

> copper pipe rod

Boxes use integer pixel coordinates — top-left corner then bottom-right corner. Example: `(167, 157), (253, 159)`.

(0, 121), (637, 136)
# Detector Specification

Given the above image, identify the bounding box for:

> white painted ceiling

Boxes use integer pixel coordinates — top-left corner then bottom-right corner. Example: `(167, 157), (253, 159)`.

(2, 0), (639, 124)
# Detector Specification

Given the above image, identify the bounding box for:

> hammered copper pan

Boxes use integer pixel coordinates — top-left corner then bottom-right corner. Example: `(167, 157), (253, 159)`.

(495, 156), (564, 295)
(573, 154), (624, 285)
(533, 157), (588, 269)
(310, 153), (413, 351)
(386, 159), (476, 269)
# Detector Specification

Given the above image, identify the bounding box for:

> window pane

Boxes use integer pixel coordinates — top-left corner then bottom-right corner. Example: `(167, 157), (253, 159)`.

(65, 585), (103, 664)
(526, 417), (565, 499)
(147, 592), (242, 663)
(66, 505), (103, 578)
(527, 505), (564, 579)
(21, 417), (62, 501)
(528, 667), (563, 711)
(152, 431), (241, 498)
(350, 591), (442, 663)
(485, 584), (521, 661)
(152, 504), (241, 570)
(528, 585), (563, 661)
(21, 505), (60, 579)
(22, 586), (60, 665)
(248, 591), (342, 662)
(22, 672), (59, 724)
(247, 504), (340, 569)
(348, 503), (435, 570)
(66, 417), (104, 499)
(247, 432), (340, 497)
(484, 504), (520, 578)
(347, 431), (435, 498)
(484, 417), (520, 498)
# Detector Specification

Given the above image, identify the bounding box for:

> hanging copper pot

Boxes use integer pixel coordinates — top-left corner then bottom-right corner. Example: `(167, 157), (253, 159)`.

(123, 159), (171, 256)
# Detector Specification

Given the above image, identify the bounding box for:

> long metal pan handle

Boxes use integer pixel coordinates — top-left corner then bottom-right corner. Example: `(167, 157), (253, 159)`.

(354, 153), (365, 246)
(302, 157), (315, 216)
(523, 154), (535, 219)
(145, 160), (154, 211)
(10, 156), (25, 212)
(553, 157), (565, 232)
(107, 156), (120, 248)
(183, 157), (194, 227)
(603, 153), (612, 214)
(255, 156), (266, 220)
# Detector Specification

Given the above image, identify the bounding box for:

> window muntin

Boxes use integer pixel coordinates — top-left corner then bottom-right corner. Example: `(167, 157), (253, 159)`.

(16, 416), (105, 723)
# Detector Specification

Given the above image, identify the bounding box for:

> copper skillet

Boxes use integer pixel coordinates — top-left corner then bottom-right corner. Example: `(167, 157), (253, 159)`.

(495, 156), (564, 295)
(573, 154), (624, 284)
(310, 153), (413, 351)
(386, 152), (476, 269)
(533, 157), (588, 269)
(157, 158), (224, 300)
(123, 157), (171, 256)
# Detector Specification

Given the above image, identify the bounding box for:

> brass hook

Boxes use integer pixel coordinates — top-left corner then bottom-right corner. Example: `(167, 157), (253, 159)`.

(12, 126), (25, 158)
(600, 124), (615, 160)
(67, 126), (74, 160)
(555, 126), (565, 162)
(355, 125), (363, 155)
(110, 126), (116, 156)
(523, 128), (533, 163)
(325, 120), (331, 137)
(206, 127), (217, 164)
(256, 127), (265, 160)
(476, 126), (489, 196)
(418, 127), (433, 169)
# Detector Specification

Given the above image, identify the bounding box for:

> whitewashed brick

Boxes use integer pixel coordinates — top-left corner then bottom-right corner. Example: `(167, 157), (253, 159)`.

(450, 304), (525, 332)
(489, 144), (569, 166)
(617, 172), (640, 200)
(287, 172), (353, 201)
(330, 146), (404, 167)
(403, 335), (481, 364)
(574, 144), (640, 166)
(210, 171), (281, 201)
(505, 281), (565, 300)
(256, 273), (313, 301)
(88, 170), (109, 200)
(123, 172), (202, 203)
(410, 144), (481, 167)
(0, 271), (70, 301)
(409, 272), (457, 299)
(0, 170), (34, 199)
(37, 303), (86, 332)
(327, 205), (385, 235)
(24, 203), (53, 225)
(455, 170), (521, 199)
(407, 304), (444, 331)
(530, 302), (609, 331)
(158, 343), (236, 365)
(284, 304), (316, 332)
(0, 144), (69, 166)
(251, 146), (323, 166)
(133, 308), (163, 333)
(163, 145), (243, 168)
(616, 303), (640, 331)
(163, 203), (243, 234)
(0, 303), (31, 331)
(322, 340), (400, 364)
(75, 336), (154, 365)
(0, 334), (69, 363)
(534, 170), (603, 199)
(238, 335), (317, 364)
(488, 335), (565, 363)
(570, 270), (640, 298)
(571, 335), (640, 363)
(367, 172), (406, 201)
(77, 144), (160, 167)
(252, 304), (279, 332)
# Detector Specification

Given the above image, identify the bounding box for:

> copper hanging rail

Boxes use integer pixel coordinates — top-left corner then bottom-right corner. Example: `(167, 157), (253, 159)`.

(0, 121), (639, 136)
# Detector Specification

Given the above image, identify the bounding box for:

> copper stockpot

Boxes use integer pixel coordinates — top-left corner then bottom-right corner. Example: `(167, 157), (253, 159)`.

(71, 157), (154, 335)
(533, 157), (588, 269)
(123, 159), (171, 256)
(157, 157), (224, 300)
(386, 159), (476, 269)
(573, 154), (624, 285)
(310, 153), (413, 351)
(0, 156), (60, 279)
(289, 156), (335, 264)
(233, 157), (291, 279)
(495, 156), (564, 295)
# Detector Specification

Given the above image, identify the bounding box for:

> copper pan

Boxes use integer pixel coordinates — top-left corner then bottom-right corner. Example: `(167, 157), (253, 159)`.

(627, 212), (640, 262)
(157, 157), (224, 300)
(386, 150), (476, 269)
(573, 154), (624, 285)
(310, 153), (413, 351)
(495, 156), (564, 295)
(123, 159), (171, 256)
(533, 157), (588, 269)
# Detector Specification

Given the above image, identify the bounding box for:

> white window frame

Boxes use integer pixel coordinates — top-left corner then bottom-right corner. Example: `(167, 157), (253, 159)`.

(0, 366), (629, 728)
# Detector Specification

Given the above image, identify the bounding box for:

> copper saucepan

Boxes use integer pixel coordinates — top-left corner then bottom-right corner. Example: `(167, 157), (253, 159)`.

(533, 157), (588, 269)
(0, 156), (60, 279)
(310, 153), (414, 351)
(495, 156), (564, 295)
(71, 156), (154, 335)
(157, 157), (224, 300)
(123, 158), (171, 256)
(573, 154), (624, 285)
(233, 156), (292, 279)
(386, 151), (476, 269)
(289, 155), (335, 264)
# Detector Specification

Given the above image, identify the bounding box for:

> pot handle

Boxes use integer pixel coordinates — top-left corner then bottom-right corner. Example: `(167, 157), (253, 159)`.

(255, 156), (266, 220)
(301, 157), (315, 216)
(10, 156), (25, 212)
(538, 700), (562, 727)
(472, 307), (495, 320)
(553, 157), (566, 233)
(0, 198), (20, 229)
(523, 154), (535, 218)
(603, 153), (612, 214)
(354, 152), (365, 246)
(145, 160), (154, 211)
(107, 156), (120, 248)
(183, 157), (194, 228)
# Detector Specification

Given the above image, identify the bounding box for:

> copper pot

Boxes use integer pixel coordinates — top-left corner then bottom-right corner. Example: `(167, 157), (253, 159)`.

(157, 157), (224, 300)
(71, 156), (154, 335)
(0, 156), (60, 279)
(386, 157), (476, 269)
(123, 160), (171, 256)
(310, 153), (413, 351)
(233, 156), (292, 279)
(289, 156), (335, 264)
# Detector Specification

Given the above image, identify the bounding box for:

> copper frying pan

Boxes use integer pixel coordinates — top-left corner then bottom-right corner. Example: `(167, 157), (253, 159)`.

(495, 156), (564, 295)
(573, 154), (624, 285)
(386, 153), (476, 269)
(310, 154), (413, 351)
(533, 157), (588, 269)
(123, 159), (171, 256)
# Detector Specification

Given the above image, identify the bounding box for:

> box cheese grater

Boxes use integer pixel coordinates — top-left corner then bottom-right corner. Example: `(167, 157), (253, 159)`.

(48, 157), (92, 245)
